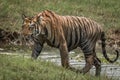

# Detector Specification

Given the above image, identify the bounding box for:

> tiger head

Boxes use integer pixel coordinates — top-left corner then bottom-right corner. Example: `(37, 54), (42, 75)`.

(21, 14), (36, 37)
(21, 13), (49, 38)
(21, 10), (58, 40)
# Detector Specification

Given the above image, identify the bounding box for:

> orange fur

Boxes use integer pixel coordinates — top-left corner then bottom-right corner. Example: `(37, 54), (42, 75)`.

(21, 10), (119, 76)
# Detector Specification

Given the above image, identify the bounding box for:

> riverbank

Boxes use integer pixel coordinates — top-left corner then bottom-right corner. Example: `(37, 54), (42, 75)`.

(0, 50), (119, 80)
(0, 54), (109, 80)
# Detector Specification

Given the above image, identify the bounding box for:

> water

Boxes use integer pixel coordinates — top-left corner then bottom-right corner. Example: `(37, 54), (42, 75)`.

(39, 51), (120, 79)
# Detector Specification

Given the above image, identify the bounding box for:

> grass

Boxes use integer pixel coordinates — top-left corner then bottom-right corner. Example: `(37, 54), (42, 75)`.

(0, 54), (110, 80)
(0, 0), (120, 31)
(0, 0), (119, 80)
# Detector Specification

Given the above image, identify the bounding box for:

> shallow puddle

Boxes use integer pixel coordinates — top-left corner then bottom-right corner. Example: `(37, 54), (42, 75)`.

(40, 51), (120, 79)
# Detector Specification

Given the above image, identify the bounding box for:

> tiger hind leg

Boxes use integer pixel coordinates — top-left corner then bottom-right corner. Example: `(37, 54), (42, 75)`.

(94, 57), (101, 76)
(93, 48), (101, 76)
(81, 54), (101, 76)
(80, 54), (94, 74)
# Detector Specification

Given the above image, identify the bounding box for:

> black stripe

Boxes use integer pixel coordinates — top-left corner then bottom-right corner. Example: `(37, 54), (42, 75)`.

(68, 29), (72, 48)
(71, 16), (78, 46)
(82, 18), (87, 36)
(56, 42), (60, 48)
(52, 30), (55, 45)
(66, 17), (71, 47)
(76, 17), (82, 45)
(75, 27), (78, 45)
(44, 27), (48, 37)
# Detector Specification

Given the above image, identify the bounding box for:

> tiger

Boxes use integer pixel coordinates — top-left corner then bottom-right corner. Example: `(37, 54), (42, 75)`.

(21, 10), (119, 76)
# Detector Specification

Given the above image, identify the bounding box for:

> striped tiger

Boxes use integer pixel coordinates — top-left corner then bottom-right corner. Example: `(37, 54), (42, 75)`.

(21, 10), (119, 76)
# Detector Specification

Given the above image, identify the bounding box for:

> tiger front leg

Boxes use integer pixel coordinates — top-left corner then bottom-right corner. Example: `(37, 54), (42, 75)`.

(59, 42), (70, 68)
(31, 41), (43, 59)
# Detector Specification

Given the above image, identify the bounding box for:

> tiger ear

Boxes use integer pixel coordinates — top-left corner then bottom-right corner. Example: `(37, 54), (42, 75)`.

(22, 14), (27, 20)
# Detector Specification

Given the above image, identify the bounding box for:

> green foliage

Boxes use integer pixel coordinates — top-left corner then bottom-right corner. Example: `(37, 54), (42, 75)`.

(0, 54), (109, 80)
(0, 0), (120, 31)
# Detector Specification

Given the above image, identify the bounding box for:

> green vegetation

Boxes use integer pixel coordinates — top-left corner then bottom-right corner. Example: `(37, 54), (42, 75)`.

(0, 54), (109, 80)
(0, 0), (120, 31)
(0, 0), (119, 80)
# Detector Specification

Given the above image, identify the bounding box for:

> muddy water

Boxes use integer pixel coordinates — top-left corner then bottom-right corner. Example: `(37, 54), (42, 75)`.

(39, 51), (120, 79)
